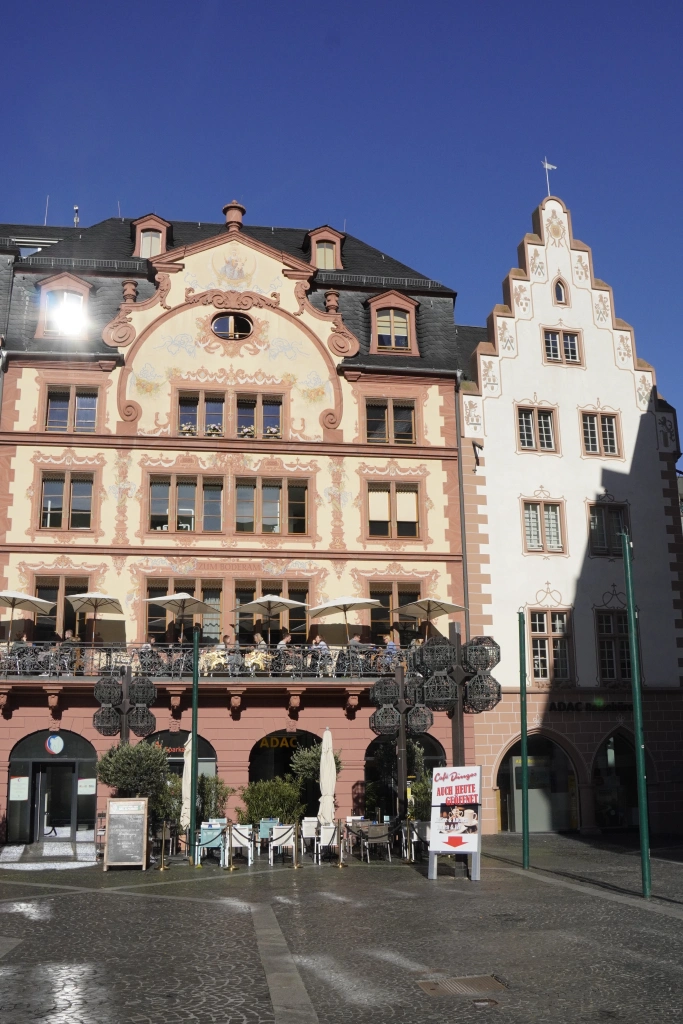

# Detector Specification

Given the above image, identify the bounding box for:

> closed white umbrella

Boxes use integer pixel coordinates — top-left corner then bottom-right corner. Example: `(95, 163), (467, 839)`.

(0, 590), (55, 647)
(318, 727), (336, 825)
(397, 597), (466, 637)
(231, 594), (307, 645)
(66, 592), (123, 643)
(180, 733), (192, 832)
(143, 593), (217, 643)
(309, 596), (381, 644)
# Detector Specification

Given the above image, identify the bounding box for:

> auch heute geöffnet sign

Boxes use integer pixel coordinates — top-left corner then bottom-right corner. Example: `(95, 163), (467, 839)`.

(429, 766), (482, 855)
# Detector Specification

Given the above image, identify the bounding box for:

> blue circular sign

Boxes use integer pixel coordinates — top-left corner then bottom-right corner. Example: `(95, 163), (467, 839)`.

(45, 735), (64, 755)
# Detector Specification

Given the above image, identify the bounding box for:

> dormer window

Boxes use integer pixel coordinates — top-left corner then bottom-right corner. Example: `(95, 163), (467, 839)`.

(368, 290), (419, 356)
(140, 230), (162, 258)
(132, 214), (170, 258)
(46, 290), (85, 336)
(316, 241), (336, 269)
(553, 278), (569, 305)
(307, 226), (344, 270)
(34, 272), (92, 341)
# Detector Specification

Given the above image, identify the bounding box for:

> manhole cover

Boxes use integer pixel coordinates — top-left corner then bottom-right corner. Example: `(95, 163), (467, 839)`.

(418, 975), (507, 997)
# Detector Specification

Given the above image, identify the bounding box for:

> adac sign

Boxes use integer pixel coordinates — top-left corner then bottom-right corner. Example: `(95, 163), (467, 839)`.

(260, 734), (299, 749)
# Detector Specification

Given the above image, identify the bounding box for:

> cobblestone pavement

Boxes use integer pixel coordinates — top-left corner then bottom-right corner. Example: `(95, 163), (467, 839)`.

(0, 833), (683, 1023)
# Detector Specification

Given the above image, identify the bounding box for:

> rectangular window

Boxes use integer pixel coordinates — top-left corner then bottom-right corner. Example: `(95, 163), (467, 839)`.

(147, 583), (169, 642)
(34, 575), (89, 642)
(524, 501), (564, 552)
(376, 308), (410, 350)
(236, 395), (282, 439)
(316, 241), (335, 270)
(287, 483), (307, 534)
(530, 609), (572, 682)
(544, 330), (581, 365)
(368, 482), (419, 539)
(69, 477), (92, 530)
(150, 480), (170, 531)
(582, 413), (620, 457)
(236, 481), (256, 532)
(235, 583), (256, 641)
(46, 392), (70, 432)
(45, 290), (84, 336)
(74, 392), (97, 432)
(365, 399), (416, 445)
(40, 473), (93, 531)
(176, 480), (196, 531)
(140, 230), (162, 258)
(201, 585), (222, 642)
(368, 484), (391, 536)
(589, 504), (627, 556)
(369, 583), (422, 644)
(41, 477), (64, 529)
(596, 611), (631, 682)
(202, 482), (223, 532)
(204, 397), (224, 435)
(288, 587), (309, 640)
(178, 395), (199, 435)
(517, 407), (556, 452)
(261, 481), (282, 534)
(45, 387), (98, 433)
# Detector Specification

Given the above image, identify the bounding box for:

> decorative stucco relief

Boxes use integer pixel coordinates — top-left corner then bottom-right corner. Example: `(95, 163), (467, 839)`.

(350, 563), (440, 598)
(574, 254), (590, 282)
(614, 333), (633, 367)
(462, 397), (484, 438)
(529, 249), (546, 279)
(325, 457), (350, 552)
(635, 374), (653, 411)
(17, 556), (108, 593)
(497, 319), (516, 356)
(481, 358), (501, 396)
(594, 295), (610, 325)
(545, 210), (567, 247)
(291, 281), (360, 357)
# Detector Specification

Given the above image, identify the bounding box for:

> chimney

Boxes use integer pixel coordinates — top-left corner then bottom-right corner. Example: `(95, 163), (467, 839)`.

(223, 200), (246, 233)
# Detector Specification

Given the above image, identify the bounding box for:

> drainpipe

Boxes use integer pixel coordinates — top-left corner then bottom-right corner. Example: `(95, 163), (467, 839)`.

(454, 371), (471, 641)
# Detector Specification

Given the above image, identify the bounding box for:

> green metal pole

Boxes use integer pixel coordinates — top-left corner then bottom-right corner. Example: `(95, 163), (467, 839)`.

(189, 624), (200, 866)
(518, 611), (530, 869)
(621, 533), (651, 899)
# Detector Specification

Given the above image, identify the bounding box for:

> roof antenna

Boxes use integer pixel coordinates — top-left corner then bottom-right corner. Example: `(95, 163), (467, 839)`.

(117, 199), (121, 220)
(44, 195), (49, 227)
(73, 205), (80, 228)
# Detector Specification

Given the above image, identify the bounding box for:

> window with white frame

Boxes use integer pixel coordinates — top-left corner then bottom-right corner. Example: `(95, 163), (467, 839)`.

(589, 503), (628, 556)
(140, 230), (162, 258)
(365, 399), (415, 444)
(582, 412), (619, 456)
(149, 476), (223, 533)
(45, 290), (85, 336)
(235, 479), (307, 535)
(529, 610), (572, 682)
(544, 330), (581, 365)
(315, 241), (336, 269)
(367, 482), (419, 538)
(517, 407), (556, 452)
(376, 308), (410, 350)
(46, 387), (98, 433)
(40, 474), (93, 531)
(523, 501), (563, 552)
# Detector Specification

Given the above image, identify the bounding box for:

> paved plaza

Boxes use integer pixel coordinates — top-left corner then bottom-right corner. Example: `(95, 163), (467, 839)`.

(0, 834), (682, 1023)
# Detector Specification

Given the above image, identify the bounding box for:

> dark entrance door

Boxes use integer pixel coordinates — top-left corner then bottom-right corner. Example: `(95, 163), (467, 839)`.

(34, 763), (76, 841)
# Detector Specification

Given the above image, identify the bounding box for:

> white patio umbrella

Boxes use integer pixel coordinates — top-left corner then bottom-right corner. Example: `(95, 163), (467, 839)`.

(143, 593), (217, 643)
(397, 597), (466, 636)
(318, 727), (337, 825)
(0, 590), (55, 647)
(309, 596), (381, 644)
(65, 592), (123, 643)
(180, 733), (192, 832)
(231, 595), (308, 646)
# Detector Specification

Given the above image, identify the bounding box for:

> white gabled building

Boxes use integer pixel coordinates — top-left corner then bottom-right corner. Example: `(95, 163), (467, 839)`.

(461, 197), (683, 835)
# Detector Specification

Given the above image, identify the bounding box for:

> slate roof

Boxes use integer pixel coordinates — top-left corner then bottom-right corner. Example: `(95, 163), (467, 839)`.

(0, 215), (483, 375)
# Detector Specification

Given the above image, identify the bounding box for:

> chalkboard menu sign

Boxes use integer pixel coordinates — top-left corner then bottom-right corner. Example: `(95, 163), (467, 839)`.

(103, 798), (148, 871)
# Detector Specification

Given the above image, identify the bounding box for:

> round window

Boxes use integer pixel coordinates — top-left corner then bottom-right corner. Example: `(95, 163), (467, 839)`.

(212, 314), (252, 340)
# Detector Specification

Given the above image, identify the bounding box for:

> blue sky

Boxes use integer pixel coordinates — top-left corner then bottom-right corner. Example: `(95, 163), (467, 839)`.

(3, 0), (681, 418)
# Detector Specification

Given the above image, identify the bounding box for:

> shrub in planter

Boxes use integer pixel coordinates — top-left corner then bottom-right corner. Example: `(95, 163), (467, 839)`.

(235, 776), (304, 824)
(97, 742), (170, 826)
(198, 775), (235, 820)
(289, 742), (342, 789)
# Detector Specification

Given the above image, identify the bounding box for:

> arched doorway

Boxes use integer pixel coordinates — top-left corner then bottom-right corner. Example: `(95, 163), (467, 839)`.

(145, 731), (217, 778)
(364, 734), (446, 820)
(592, 732), (638, 829)
(249, 730), (321, 815)
(7, 730), (97, 845)
(496, 734), (579, 832)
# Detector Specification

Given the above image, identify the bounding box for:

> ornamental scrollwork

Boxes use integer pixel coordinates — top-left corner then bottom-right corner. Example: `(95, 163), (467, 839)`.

(183, 288), (281, 310)
(102, 307), (136, 348)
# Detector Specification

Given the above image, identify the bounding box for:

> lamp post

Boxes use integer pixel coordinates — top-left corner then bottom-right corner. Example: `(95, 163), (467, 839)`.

(621, 532), (651, 899)
(368, 636), (502, 822)
(93, 666), (157, 742)
(189, 624), (200, 866)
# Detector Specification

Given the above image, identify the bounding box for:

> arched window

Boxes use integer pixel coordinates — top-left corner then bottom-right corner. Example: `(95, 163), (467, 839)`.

(496, 734), (579, 831)
(554, 279), (568, 304)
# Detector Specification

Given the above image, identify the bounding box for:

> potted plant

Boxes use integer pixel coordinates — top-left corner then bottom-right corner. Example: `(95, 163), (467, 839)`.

(180, 422), (197, 436)
(264, 425), (281, 439)
(238, 424), (256, 438)
(205, 423), (223, 437)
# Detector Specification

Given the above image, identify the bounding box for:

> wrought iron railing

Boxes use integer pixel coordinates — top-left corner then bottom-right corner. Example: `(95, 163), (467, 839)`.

(0, 641), (421, 681)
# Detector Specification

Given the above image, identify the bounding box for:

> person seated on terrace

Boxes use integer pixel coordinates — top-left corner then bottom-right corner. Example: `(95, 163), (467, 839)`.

(383, 633), (398, 656)
(141, 635), (157, 651)
(60, 629), (77, 648)
(277, 632), (292, 650)
(348, 632), (363, 646)
(12, 632), (32, 651)
(252, 632), (267, 650)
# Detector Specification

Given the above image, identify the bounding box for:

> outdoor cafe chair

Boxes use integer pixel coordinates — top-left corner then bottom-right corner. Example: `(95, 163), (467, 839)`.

(268, 824), (295, 865)
(315, 822), (340, 864)
(257, 818), (279, 855)
(345, 816), (364, 854)
(300, 817), (318, 857)
(403, 821), (430, 859)
(225, 824), (253, 866)
(361, 824), (392, 863)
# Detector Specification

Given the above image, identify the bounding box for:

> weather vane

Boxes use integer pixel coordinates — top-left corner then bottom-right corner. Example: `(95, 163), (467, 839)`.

(542, 157), (557, 198)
